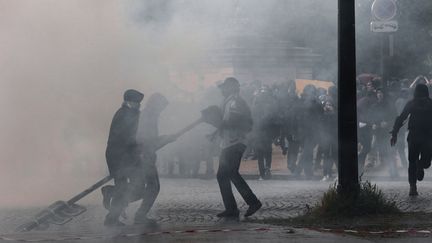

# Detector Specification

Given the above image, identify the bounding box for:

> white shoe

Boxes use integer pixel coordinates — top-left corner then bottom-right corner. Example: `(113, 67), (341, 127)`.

(258, 176), (264, 181)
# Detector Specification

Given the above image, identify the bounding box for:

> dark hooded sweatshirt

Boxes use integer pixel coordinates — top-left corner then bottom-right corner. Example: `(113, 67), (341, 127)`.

(392, 84), (432, 140)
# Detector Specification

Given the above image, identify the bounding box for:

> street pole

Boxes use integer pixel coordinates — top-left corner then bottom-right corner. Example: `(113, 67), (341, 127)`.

(337, 0), (359, 196)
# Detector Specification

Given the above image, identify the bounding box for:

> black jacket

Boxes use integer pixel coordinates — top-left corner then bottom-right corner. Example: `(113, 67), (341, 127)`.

(392, 97), (432, 139)
(106, 103), (140, 175)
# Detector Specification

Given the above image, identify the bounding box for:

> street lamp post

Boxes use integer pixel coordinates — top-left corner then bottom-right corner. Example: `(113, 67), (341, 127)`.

(337, 0), (359, 196)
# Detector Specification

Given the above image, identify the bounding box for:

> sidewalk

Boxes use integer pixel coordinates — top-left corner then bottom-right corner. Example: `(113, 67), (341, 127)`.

(0, 223), (373, 243)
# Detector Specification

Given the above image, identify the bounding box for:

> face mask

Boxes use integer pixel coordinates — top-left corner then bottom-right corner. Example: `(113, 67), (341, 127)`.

(124, 101), (140, 110)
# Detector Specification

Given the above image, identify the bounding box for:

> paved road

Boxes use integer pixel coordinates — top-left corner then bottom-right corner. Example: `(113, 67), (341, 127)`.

(2, 179), (432, 241)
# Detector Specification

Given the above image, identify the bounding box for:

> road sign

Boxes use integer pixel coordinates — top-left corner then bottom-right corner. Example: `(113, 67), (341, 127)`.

(371, 0), (397, 21)
(370, 20), (398, 32)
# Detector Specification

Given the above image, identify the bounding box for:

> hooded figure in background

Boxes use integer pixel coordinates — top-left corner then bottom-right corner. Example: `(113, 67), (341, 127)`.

(132, 93), (176, 224)
(391, 84), (432, 196)
(103, 89), (144, 226)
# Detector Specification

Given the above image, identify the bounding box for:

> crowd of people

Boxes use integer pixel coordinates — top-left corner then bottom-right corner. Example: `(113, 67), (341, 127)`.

(101, 75), (432, 226)
(159, 79), (338, 181)
(159, 74), (432, 183)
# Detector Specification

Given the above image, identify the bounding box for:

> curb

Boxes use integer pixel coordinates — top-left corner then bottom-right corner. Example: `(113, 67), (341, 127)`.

(311, 227), (432, 236)
(0, 227), (273, 242)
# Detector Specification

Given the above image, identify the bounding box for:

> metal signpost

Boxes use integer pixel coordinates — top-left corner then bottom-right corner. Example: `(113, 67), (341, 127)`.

(337, 0), (359, 196)
(370, 0), (398, 80)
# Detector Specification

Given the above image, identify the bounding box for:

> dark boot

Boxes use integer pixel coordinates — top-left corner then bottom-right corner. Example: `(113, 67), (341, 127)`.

(244, 201), (262, 217)
(417, 161), (425, 181)
(409, 184), (418, 196)
(101, 185), (114, 210)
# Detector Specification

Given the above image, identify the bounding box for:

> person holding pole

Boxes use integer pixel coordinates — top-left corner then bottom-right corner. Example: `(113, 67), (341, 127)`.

(103, 89), (144, 226)
(215, 77), (262, 218)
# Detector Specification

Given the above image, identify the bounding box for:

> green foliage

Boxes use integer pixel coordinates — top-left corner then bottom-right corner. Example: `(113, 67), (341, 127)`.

(310, 181), (400, 218)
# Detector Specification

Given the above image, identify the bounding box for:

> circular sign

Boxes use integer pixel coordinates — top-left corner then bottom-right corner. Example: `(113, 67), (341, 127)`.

(371, 0), (397, 21)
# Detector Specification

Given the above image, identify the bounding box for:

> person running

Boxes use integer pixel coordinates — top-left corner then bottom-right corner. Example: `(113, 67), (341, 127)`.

(391, 84), (432, 196)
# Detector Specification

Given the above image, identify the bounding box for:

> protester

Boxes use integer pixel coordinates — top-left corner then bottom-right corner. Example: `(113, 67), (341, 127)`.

(391, 84), (432, 196)
(215, 77), (262, 218)
(102, 89), (144, 226)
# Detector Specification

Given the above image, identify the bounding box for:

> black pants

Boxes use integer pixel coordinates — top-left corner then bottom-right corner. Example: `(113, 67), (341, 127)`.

(105, 149), (136, 221)
(107, 153), (160, 221)
(408, 135), (432, 185)
(131, 157), (160, 220)
(286, 137), (300, 172)
(397, 130), (408, 168)
(358, 126), (373, 171)
(107, 175), (129, 221)
(257, 149), (272, 177)
(256, 142), (272, 177)
(297, 138), (315, 176)
(217, 143), (259, 212)
(320, 142), (337, 177)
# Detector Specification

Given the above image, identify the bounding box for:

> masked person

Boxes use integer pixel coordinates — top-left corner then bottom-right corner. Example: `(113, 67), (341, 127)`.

(296, 85), (322, 178)
(391, 84), (432, 196)
(252, 86), (278, 179)
(102, 89), (144, 226)
(215, 77), (262, 218)
(371, 89), (398, 177)
(278, 80), (301, 173)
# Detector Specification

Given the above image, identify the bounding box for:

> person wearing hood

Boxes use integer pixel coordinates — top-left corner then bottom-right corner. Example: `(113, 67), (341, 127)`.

(132, 93), (176, 225)
(391, 84), (432, 196)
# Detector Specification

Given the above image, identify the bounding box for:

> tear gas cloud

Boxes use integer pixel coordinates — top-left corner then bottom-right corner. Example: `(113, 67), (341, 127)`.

(0, 0), (340, 207)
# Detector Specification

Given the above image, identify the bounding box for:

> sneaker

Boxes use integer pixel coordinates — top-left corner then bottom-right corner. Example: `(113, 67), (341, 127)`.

(101, 185), (114, 210)
(258, 176), (264, 181)
(216, 210), (240, 218)
(244, 201), (262, 217)
(104, 217), (125, 227)
(409, 184), (418, 196)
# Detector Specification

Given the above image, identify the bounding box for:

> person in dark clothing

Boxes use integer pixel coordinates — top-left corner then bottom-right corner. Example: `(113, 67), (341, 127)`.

(317, 99), (337, 181)
(278, 81), (301, 173)
(371, 89), (398, 177)
(252, 86), (278, 179)
(357, 85), (377, 173)
(394, 88), (410, 168)
(391, 84), (432, 196)
(297, 85), (322, 178)
(216, 77), (262, 218)
(103, 89), (144, 226)
(132, 93), (176, 224)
